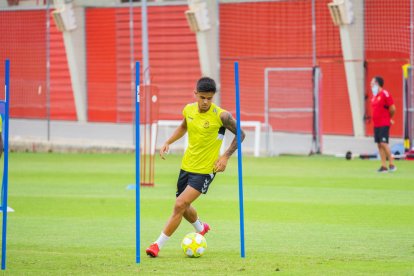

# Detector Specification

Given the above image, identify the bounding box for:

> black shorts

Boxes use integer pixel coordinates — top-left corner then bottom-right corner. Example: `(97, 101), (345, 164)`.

(374, 126), (390, 144)
(176, 169), (216, 197)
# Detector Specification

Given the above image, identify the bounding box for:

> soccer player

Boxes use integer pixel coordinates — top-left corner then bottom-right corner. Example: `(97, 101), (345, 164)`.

(370, 76), (396, 173)
(146, 77), (245, 257)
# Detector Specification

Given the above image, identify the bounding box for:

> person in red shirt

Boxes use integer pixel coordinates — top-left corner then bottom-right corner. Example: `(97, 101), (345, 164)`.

(370, 76), (396, 172)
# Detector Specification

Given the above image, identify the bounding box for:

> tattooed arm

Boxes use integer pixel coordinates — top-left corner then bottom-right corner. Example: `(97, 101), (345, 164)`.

(214, 111), (246, 172)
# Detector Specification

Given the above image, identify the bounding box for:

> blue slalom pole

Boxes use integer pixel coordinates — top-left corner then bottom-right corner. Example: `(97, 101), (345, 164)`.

(135, 61), (141, 264)
(234, 62), (245, 258)
(1, 59), (10, 270)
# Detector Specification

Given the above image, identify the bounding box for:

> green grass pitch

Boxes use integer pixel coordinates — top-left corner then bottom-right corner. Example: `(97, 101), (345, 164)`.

(2, 153), (414, 275)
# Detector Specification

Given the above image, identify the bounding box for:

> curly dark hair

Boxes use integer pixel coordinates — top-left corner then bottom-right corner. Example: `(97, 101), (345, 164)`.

(196, 77), (216, 93)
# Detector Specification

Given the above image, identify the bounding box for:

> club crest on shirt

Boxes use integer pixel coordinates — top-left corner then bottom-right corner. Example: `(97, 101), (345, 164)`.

(203, 121), (210, 128)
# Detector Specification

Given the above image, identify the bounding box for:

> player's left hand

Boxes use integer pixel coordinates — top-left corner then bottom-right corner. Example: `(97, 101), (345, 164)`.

(214, 156), (229, 172)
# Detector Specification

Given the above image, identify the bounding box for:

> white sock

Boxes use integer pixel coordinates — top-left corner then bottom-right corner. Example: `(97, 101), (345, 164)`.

(191, 219), (204, 232)
(155, 232), (170, 249)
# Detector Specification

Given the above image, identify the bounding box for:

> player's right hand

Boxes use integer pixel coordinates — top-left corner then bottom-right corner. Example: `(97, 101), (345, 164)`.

(159, 144), (170, 160)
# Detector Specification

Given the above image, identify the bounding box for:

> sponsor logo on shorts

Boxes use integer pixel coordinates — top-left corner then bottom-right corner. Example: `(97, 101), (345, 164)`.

(201, 178), (210, 193)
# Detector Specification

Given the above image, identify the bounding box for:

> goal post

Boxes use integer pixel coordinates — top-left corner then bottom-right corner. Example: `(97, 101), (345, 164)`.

(264, 66), (322, 156)
(403, 64), (414, 152)
(312, 66), (322, 154)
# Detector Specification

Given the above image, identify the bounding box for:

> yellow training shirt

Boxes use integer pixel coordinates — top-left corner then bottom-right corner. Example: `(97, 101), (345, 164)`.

(181, 102), (226, 174)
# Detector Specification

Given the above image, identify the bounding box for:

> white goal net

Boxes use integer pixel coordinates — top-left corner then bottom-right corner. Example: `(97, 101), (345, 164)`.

(264, 67), (321, 155)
